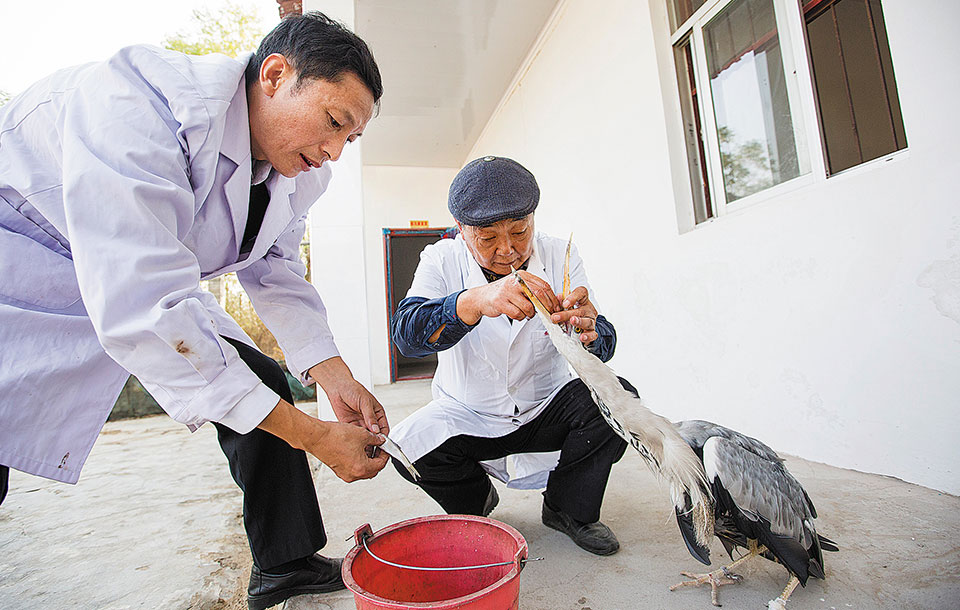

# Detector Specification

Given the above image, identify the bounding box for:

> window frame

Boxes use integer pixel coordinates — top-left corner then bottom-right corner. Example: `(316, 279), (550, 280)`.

(667, 0), (906, 228)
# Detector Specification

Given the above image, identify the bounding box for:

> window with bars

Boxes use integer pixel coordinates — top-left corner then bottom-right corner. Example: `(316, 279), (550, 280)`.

(670, 0), (906, 224)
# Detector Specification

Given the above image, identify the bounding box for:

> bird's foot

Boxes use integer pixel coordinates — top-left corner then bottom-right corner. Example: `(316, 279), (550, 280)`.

(669, 567), (743, 607)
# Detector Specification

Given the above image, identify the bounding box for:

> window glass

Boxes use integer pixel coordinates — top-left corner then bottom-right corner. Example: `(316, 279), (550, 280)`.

(670, 0), (709, 31)
(704, 0), (804, 202)
(804, 0), (906, 174)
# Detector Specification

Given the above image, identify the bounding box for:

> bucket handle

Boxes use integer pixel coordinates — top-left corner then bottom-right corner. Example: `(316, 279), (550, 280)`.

(515, 545), (528, 573)
(353, 523), (544, 572)
(353, 523), (375, 547)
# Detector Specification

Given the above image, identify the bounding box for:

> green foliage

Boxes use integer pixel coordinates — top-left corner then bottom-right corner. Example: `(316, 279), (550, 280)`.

(718, 125), (773, 202)
(163, 1), (267, 58)
(109, 376), (164, 421)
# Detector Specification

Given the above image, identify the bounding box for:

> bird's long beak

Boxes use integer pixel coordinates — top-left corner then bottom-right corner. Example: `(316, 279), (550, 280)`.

(559, 234), (582, 335)
(511, 266), (554, 320)
(561, 232), (572, 302)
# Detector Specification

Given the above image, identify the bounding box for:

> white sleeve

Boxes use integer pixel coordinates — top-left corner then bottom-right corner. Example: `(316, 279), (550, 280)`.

(237, 214), (340, 381)
(406, 241), (452, 299)
(60, 53), (277, 433)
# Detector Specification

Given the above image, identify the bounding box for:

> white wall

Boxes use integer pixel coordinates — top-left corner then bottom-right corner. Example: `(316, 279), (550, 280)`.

(361, 165), (460, 385)
(469, 0), (960, 493)
(305, 0), (373, 420)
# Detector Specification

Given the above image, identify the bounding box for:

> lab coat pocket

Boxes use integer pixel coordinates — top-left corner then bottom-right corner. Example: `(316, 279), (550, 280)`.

(0, 229), (82, 310)
(531, 322), (560, 397)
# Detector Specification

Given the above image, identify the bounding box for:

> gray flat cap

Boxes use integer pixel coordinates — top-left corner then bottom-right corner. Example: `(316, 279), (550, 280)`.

(448, 156), (539, 226)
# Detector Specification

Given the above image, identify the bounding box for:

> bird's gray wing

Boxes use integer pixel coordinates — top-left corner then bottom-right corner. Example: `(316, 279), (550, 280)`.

(702, 434), (815, 546)
(676, 420), (781, 463)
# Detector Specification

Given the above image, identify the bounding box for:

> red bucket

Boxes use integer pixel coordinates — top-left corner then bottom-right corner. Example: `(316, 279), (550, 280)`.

(342, 515), (529, 610)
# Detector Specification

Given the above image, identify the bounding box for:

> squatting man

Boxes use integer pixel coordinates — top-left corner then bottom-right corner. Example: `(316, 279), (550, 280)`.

(390, 156), (637, 556)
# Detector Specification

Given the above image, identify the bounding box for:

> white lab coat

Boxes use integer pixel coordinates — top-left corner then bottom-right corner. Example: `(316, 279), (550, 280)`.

(390, 232), (597, 489)
(0, 46), (339, 483)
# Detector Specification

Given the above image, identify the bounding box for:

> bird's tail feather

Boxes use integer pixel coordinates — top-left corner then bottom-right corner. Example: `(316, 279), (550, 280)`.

(818, 534), (839, 552)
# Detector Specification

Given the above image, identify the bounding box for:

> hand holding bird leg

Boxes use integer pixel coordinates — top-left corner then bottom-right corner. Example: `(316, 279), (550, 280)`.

(550, 285), (600, 345)
(310, 357), (390, 435)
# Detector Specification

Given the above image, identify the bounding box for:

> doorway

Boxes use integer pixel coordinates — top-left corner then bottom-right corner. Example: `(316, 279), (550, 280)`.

(384, 227), (453, 382)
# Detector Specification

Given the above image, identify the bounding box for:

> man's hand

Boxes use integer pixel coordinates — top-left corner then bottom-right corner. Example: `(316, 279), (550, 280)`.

(309, 357), (389, 435)
(457, 270), (561, 325)
(551, 285), (600, 345)
(258, 400), (388, 482)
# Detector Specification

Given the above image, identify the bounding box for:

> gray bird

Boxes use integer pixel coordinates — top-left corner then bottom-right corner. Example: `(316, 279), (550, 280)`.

(513, 239), (835, 608)
(670, 420), (838, 608)
(513, 266), (714, 551)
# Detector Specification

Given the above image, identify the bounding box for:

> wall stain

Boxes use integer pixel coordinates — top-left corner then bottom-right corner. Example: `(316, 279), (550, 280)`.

(917, 254), (960, 326)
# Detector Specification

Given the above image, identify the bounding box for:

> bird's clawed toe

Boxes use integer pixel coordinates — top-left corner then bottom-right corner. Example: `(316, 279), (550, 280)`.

(670, 569), (743, 606)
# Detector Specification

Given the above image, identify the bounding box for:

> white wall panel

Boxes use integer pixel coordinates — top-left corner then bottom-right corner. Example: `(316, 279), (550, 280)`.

(469, 0), (960, 493)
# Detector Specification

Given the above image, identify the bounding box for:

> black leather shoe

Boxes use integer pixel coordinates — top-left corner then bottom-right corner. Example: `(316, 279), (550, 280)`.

(247, 554), (345, 610)
(482, 484), (499, 517)
(542, 501), (620, 556)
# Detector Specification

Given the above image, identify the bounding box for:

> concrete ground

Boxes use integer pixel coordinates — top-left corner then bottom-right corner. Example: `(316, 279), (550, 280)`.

(2, 378), (958, 610)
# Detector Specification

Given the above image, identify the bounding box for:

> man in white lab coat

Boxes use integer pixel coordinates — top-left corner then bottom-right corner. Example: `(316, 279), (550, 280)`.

(0, 12), (389, 609)
(390, 157), (632, 556)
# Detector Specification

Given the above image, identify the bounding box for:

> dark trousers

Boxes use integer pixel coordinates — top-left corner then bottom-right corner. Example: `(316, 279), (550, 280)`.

(215, 337), (327, 570)
(394, 378), (632, 524)
(0, 464), (7, 506)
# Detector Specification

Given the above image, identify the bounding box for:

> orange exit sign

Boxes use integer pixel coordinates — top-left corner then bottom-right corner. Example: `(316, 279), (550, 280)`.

(409, 220), (429, 228)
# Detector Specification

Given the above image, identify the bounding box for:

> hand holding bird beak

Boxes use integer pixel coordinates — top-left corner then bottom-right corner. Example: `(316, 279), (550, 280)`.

(457, 268), (561, 324)
(511, 258), (600, 347)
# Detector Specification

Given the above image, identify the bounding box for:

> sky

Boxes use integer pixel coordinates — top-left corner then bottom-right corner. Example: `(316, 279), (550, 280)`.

(0, 0), (282, 96)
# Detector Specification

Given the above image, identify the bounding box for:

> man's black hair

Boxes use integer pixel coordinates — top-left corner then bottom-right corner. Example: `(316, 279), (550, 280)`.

(245, 11), (382, 104)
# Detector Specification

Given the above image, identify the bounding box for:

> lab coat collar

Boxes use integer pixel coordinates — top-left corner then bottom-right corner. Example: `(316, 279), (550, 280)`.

(220, 78), (253, 254)
(217, 76), (299, 263)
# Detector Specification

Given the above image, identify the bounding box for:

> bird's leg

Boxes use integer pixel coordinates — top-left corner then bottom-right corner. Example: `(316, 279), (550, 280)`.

(669, 541), (768, 607)
(767, 576), (800, 610)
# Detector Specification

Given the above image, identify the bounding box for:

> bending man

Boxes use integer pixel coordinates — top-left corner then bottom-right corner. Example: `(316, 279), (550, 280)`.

(0, 12), (388, 610)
